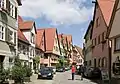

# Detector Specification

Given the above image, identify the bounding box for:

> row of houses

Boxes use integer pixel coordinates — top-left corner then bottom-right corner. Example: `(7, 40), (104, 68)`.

(83, 0), (120, 80)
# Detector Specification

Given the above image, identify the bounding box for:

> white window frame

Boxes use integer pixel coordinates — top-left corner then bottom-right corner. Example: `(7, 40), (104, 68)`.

(10, 2), (15, 18)
(8, 27), (15, 44)
(0, 24), (5, 41)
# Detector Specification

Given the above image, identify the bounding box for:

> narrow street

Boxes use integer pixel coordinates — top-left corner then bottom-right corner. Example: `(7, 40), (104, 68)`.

(26, 71), (98, 84)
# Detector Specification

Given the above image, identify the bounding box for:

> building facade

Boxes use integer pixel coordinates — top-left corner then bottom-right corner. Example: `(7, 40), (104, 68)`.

(108, 0), (120, 78)
(83, 21), (93, 67)
(73, 45), (84, 66)
(18, 16), (37, 71)
(0, 0), (21, 69)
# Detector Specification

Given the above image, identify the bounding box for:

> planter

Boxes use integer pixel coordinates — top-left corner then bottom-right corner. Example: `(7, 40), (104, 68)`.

(15, 80), (24, 84)
(24, 77), (30, 82)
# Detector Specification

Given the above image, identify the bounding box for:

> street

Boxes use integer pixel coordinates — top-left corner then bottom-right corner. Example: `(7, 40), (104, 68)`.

(26, 71), (98, 84)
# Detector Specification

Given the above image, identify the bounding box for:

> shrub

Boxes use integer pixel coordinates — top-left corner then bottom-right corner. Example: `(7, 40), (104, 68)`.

(23, 65), (32, 77)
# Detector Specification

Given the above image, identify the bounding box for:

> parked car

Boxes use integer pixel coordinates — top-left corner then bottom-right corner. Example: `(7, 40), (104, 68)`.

(56, 67), (65, 72)
(48, 67), (56, 74)
(65, 67), (70, 71)
(84, 67), (101, 78)
(38, 67), (54, 79)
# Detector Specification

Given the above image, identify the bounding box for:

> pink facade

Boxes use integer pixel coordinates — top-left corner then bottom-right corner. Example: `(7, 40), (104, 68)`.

(92, 3), (109, 69)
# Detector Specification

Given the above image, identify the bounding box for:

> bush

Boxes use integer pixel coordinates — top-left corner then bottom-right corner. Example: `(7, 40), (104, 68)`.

(11, 56), (26, 83)
(11, 65), (26, 83)
(0, 68), (10, 83)
(24, 65), (32, 77)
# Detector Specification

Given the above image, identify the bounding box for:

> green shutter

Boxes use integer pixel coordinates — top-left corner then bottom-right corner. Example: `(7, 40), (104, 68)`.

(5, 28), (8, 41)
(14, 32), (16, 45)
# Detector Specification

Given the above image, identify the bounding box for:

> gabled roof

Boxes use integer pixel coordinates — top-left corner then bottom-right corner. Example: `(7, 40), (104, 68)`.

(18, 29), (29, 44)
(36, 29), (45, 51)
(18, 15), (23, 24)
(97, 0), (115, 26)
(44, 28), (57, 53)
(18, 18), (37, 34)
(84, 21), (93, 39)
(74, 45), (84, 59)
(107, 0), (119, 38)
(19, 21), (34, 30)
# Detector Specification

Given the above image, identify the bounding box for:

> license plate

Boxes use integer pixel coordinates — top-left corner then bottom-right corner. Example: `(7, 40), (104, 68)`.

(43, 75), (47, 77)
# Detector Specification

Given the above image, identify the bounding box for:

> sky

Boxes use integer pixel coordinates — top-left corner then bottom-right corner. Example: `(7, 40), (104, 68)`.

(19, 0), (95, 48)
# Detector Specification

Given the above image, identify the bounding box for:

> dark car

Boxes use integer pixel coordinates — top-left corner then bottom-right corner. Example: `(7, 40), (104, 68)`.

(84, 67), (101, 78)
(56, 67), (65, 72)
(38, 67), (54, 79)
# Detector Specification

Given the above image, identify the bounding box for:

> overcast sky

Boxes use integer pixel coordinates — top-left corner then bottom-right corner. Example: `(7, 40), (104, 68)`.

(19, 0), (94, 48)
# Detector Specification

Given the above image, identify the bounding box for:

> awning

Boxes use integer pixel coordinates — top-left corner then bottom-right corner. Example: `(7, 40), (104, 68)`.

(0, 41), (12, 56)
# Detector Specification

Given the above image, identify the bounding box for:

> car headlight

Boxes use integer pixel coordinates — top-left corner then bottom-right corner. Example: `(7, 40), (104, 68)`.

(48, 73), (52, 75)
(38, 73), (41, 75)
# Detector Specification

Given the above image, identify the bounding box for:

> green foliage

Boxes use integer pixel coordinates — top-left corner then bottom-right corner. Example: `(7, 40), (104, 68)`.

(23, 65), (32, 77)
(33, 56), (40, 64)
(0, 68), (10, 83)
(11, 56), (25, 83)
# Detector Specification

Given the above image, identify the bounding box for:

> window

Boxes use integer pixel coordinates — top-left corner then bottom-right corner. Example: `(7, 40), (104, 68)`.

(96, 17), (100, 27)
(98, 35), (100, 44)
(98, 58), (101, 67)
(115, 37), (120, 51)
(95, 38), (96, 45)
(0, 0), (4, 8)
(10, 3), (14, 17)
(0, 25), (5, 40)
(31, 33), (34, 43)
(102, 57), (107, 68)
(94, 59), (96, 67)
(89, 60), (91, 66)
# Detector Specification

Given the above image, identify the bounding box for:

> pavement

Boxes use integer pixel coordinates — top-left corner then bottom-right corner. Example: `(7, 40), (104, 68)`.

(24, 70), (98, 84)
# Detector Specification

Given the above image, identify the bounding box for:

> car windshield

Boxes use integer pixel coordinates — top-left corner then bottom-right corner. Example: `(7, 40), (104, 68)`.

(40, 68), (51, 72)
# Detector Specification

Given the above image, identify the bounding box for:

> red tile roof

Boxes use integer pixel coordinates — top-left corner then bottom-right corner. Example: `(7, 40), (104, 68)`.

(98, 0), (115, 26)
(18, 15), (23, 24)
(44, 28), (57, 52)
(19, 21), (34, 30)
(36, 29), (45, 51)
(18, 29), (29, 44)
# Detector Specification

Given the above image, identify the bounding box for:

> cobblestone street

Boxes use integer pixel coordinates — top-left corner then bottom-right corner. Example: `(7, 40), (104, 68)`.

(25, 71), (98, 84)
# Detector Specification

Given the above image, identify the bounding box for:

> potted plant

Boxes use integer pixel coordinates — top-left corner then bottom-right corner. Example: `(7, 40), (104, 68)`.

(24, 65), (32, 82)
(11, 56), (26, 84)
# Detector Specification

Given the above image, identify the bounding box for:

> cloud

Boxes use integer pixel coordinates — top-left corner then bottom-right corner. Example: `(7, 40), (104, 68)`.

(19, 0), (94, 26)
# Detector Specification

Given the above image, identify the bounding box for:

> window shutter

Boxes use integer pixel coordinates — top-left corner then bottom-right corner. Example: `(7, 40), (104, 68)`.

(15, 7), (17, 19)
(14, 32), (16, 45)
(5, 28), (8, 41)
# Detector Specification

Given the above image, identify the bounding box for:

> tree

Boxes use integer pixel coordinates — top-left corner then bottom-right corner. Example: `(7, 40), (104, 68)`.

(33, 56), (40, 73)
(58, 56), (65, 67)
